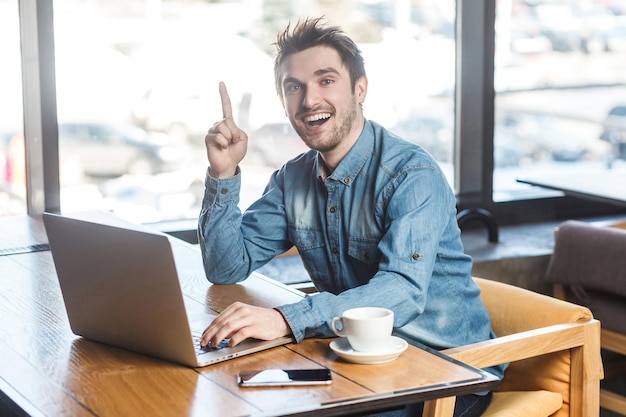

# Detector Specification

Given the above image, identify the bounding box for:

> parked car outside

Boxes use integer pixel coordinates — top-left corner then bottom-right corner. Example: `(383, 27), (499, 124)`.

(248, 123), (310, 169)
(129, 35), (284, 143)
(132, 85), (218, 143)
(59, 121), (187, 178)
(1, 132), (11, 185)
(0, 131), (26, 215)
(390, 113), (453, 163)
(599, 105), (626, 163)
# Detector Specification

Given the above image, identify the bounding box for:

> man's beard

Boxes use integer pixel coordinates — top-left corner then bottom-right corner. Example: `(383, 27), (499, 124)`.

(294, 103), (358, 153)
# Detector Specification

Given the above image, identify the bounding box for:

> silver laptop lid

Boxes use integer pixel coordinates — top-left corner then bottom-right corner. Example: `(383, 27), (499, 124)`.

(43, 211), (200, 366)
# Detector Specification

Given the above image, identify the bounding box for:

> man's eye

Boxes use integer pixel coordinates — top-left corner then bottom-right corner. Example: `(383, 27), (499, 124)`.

(321, 79), (334, 85)
(286, 85), (301, 93)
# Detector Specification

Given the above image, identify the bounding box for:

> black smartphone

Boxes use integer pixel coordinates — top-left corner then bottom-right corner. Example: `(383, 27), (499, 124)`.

(237, 368), (332, 387)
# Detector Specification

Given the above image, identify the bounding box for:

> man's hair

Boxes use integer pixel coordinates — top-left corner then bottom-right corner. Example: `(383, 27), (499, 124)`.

(273, 17), (366, 98)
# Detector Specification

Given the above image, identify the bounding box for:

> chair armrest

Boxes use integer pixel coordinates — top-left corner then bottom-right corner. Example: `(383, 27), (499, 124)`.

(437, 318), (602, 417)
(442, 320), (599, 370)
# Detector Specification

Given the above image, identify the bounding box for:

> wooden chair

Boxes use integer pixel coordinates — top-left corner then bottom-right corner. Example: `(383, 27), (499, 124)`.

(423, 277), (602, 417)
(545, 220), (626, 416)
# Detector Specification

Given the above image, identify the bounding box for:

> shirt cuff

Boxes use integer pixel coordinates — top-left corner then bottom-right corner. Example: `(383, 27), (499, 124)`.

(276, 298), (329, 343)
(275, 302), (308, 342)
(204, 166), (241, 204)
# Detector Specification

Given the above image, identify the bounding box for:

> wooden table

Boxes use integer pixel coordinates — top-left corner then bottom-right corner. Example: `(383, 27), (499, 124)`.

(0, 214), (499, 417)
(517, 169), (626, 208)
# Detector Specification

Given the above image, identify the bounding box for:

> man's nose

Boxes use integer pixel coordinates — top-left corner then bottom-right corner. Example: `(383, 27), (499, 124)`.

(301, 86), (321, 108)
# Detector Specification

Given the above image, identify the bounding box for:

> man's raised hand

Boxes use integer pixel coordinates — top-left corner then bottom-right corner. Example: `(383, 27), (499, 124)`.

(205, 82), (248, 178)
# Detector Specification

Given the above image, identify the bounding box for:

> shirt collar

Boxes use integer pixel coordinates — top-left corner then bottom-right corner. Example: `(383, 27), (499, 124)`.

(316, 120), (373, 186)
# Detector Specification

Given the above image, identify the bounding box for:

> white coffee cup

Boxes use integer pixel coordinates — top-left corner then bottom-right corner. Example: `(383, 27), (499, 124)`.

(330, 307), (394, 353)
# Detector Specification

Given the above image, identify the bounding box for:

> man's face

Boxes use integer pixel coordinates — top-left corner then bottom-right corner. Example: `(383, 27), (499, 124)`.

(279, 45), (367, 155)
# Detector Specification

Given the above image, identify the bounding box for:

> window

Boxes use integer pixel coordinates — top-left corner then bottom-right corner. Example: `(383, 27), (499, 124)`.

(493, 0), (626, 202)
(10, 0), (625, 224)
(0, 0), (26, 216)
(46, 0), (456, 223)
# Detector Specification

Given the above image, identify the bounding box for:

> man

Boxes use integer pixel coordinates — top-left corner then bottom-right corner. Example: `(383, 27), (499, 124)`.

(199, 17), (504, 416)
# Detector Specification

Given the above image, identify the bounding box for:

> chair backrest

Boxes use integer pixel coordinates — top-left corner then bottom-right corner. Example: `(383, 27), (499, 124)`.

(474, 277), (594, 417)
(545, 220), (626, 416)
(545, 220), (626, 335)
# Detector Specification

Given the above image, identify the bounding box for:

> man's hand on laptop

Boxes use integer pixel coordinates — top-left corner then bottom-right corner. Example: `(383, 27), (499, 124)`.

(200, 302), (291, 348)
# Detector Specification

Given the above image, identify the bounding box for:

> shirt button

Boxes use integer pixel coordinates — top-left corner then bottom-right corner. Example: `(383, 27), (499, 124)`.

(329, 206), (337, 213)
(412, 253), (421, 260)
(220, 188), (228, 194)
(209, 187), (217, 194)
(332, 247), (339, 254)
(344, 177), (351, 184)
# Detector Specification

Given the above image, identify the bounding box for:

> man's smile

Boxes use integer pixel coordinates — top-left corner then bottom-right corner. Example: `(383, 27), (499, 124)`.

(303, 112), (332, 127)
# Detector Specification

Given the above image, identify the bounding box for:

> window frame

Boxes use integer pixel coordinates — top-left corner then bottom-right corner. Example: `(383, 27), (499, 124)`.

(20, 0), (59, 215)
(454, 0), (625, 224)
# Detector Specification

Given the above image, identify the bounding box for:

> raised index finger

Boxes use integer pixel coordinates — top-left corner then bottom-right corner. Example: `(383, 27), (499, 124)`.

(219, 81), (233, 119)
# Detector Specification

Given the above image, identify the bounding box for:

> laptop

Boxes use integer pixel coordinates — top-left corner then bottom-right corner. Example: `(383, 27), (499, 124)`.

(43, 211), (293, 367)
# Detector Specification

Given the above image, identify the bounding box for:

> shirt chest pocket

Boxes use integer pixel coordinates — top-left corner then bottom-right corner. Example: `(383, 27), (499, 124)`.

(288, 226), (326, 253)
(348, 238), (381, 265)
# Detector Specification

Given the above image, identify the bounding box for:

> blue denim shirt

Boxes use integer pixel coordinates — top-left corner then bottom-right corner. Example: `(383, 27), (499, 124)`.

(199, 120), (505, 379)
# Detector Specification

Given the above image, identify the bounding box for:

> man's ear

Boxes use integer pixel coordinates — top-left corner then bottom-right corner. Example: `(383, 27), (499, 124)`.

(356, 76), (368, 104)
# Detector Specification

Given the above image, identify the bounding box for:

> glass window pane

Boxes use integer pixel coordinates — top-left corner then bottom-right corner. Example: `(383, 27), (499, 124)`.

(54, 0), (455, 223)
(494, 0), (626, 202)
(0, 0), (26, 216)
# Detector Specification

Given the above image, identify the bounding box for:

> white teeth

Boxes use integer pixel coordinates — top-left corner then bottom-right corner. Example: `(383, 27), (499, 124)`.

(304, 113), (331, 122)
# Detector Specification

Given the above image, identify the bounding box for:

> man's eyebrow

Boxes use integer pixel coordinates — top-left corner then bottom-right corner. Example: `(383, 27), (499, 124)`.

(314, 67), (340, 77)
(282, 77), (300, 86)
(282, 68), (342, 87)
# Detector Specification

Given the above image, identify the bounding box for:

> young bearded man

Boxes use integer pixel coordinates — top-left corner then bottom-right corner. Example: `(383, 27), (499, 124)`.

(199, 17), (505, 417)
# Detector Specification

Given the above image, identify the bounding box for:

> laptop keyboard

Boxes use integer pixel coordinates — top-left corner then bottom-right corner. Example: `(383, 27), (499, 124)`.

(192, 334), (230, 355)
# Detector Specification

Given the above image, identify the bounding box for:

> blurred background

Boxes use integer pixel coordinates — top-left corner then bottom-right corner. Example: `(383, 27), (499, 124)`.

(1, 0), (625, 223)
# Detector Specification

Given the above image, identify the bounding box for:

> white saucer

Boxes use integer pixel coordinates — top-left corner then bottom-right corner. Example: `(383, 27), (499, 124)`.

(329, 336), (408, 365)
